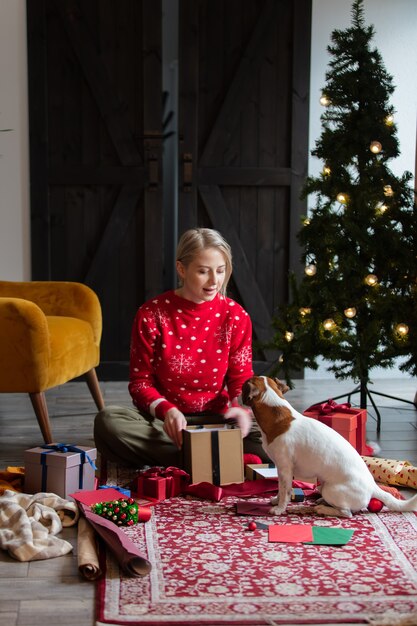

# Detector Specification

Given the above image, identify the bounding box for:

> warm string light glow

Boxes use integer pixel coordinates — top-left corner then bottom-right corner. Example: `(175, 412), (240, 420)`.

(344, 307), (357, 318)
(320, 94), (331, 106)
(376, 202), (388, 215)
(303, 217), (311, 226)
(285, 331), (294, 342)
(323, 318), (336, 331)
(370, 141), (382, 154)
(384, 185), (394, 197)
(337, 192), (348, 204)
(305, 264), (317, 277)
(385, 114), (394, 126)
(364, 274), (378, 286)
(323, 165), (331, 176)
(299, 307), (311, 317)
(395, 323), (409, 336)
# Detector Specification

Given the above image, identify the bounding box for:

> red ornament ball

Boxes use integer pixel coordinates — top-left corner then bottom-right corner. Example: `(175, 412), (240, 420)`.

(367, 498), (383, 513)
(247, 521), (257, 531)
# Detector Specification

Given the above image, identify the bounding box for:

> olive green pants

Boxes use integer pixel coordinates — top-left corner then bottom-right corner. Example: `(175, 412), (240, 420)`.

(94, 405), (269, 469)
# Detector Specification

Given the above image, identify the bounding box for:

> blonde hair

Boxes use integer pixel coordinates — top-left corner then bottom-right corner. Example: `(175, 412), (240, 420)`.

(176, 228), (233, 296)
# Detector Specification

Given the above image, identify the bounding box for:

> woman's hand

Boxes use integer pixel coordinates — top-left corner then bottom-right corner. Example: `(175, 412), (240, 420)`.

(224, 406), (252, 438)
(163, 407), (187, 448)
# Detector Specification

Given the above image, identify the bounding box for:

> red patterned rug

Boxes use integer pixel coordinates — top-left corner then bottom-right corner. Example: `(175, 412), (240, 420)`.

(95, 493), (417, 626)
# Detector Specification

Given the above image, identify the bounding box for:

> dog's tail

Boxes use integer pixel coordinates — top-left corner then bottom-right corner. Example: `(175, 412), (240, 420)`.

(372, 485), (417, 512)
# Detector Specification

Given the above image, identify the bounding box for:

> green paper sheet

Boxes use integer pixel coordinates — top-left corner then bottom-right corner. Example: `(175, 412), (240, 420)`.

(305, 527), (354, 545)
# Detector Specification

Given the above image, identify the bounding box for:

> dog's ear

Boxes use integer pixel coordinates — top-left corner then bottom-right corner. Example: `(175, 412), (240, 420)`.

(242, 379), (261, 405)
(273, 378), (289, 395)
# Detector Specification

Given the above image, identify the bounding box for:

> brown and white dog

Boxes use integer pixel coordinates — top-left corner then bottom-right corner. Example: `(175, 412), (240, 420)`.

(242, 375), (417, 517)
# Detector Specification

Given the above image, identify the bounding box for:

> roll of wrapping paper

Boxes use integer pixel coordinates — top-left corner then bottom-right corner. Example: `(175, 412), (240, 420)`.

(77, 516), (102, 580)
(362, 456), (417, 488)
(80, 503), (152, 577)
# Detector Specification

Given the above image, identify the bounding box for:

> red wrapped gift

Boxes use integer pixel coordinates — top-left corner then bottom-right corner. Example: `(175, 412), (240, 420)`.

(136, 466), (189, 501)
(303, 400), (367, 453)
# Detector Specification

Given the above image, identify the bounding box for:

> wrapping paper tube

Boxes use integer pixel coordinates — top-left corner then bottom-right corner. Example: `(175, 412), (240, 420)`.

(77, 516), (101, 580)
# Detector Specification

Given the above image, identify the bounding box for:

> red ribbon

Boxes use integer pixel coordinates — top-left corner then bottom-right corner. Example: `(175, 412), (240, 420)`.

(183, 478), (317, 502)
(137, 507), (152, 522)
(306, 399), (352, 415)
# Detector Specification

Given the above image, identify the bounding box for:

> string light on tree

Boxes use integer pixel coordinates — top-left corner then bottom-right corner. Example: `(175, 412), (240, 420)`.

(323, 318), (336, 331)
(384, 185), (394, 197)
(323, 165), (331, 176)
(320, 94), (331, 106)
(285, 331), (294, 342)
(305, 264), (317, 277)
(395, 323), (409, 337)
(370, 141), (382, 154)
(299, 307), (312, 317)
(364, 273), (378, 286)
(376, 202), (388, 215)
(344, 307), (357, 318)
(302, 217), (311, 226)
(337, 192), (348, 204)
(385, 114), (394, 126)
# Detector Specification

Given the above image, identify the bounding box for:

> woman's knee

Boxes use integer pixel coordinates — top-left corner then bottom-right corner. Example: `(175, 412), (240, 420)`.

(94, 405), (132, 437)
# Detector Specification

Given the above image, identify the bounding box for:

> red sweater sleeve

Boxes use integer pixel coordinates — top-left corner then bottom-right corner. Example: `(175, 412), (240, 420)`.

(128, 308), (176, 419)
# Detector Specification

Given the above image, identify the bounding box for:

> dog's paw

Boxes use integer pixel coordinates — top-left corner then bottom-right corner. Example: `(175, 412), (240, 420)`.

(270, 495), (279, 505)
(269, 505), (286, 516)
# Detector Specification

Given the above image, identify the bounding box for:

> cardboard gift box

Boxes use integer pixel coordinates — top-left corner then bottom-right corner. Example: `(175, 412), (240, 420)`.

(136, 466), (189, 501)
(24, 443), (97, 499)
(183, 424), (244, 486)
(303, 400), (367, 453)
(245, 463), (276, 481)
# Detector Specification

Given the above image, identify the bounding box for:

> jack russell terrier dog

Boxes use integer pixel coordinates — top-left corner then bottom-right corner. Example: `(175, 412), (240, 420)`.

(242, 375), (417, 517)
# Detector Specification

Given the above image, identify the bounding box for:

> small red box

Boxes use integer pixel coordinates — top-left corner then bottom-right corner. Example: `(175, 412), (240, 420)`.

(136, 466), (188, 501)
(303, 402), (367, 453)
(136, 475), (167, 500)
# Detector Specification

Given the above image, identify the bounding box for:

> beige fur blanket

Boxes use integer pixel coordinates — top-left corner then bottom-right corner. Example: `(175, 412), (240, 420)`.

(0, 489), (79, 561)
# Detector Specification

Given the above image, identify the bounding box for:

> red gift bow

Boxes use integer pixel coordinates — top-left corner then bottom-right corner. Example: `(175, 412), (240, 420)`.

(306, 399), (353, 415)
(139, 466), (190, 498)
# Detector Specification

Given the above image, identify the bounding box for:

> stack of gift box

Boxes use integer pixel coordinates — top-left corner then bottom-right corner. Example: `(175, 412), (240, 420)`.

(136, 424), (245, 501)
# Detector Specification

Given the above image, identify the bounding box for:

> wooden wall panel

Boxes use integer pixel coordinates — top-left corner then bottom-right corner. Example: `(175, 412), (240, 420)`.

(179, 0), (311, 360)
(28, 0), (311, 374)
(27, 0), (162, 377)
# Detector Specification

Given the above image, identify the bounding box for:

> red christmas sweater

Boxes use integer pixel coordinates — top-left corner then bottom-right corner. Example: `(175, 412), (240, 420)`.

(128, 290), (253, 419)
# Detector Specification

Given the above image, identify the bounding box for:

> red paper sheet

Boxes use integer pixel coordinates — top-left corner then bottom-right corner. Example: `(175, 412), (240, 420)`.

(268, 524), (313, 543)
(70, 488), (126, 506)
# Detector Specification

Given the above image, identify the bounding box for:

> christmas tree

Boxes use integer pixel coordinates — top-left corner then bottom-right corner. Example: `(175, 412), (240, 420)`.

(270, 0), (417, 408)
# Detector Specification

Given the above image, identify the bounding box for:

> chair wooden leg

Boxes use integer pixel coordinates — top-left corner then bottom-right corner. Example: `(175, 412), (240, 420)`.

(29, 392), (53, 444)
(85, 368), (105, 411)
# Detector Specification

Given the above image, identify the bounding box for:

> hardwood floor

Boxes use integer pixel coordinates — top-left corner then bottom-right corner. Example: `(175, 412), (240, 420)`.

(0, 377), (417, 626)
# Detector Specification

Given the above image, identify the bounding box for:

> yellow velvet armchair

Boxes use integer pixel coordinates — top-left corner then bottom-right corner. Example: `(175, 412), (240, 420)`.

(0, 280), (105, 443)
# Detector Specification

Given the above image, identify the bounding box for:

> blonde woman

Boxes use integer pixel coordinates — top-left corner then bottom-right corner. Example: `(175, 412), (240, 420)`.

(94, 228), (267, 467)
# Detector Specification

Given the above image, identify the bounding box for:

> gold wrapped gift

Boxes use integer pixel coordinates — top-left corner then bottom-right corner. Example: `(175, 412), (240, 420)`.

(362, 456), (417, 489)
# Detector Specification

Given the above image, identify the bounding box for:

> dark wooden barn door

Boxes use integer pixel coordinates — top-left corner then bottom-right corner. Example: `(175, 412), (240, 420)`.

(27, 0), (311, 375)
(178, 0), (311, 357)
(27, 0), (163, 378)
